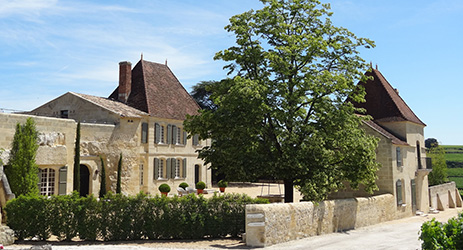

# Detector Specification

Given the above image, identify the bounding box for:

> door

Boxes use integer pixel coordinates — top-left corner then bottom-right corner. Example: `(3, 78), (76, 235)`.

(411, 179), (417, 211)
(80, 164), (90, 197)
(194, 164), (200, 185)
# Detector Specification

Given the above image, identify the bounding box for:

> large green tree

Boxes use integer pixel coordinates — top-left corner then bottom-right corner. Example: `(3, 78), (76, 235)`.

(184, 0), (380, 202)
(5, 118), (40, 196)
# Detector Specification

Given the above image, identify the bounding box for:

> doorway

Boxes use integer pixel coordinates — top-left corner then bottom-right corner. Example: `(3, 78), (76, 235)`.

(194, 164), (200, 185)
(80, 164), (90, 196)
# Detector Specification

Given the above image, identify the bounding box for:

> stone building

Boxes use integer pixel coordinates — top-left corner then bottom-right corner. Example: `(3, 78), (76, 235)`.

(0, 59), (210, 201)
(329, 68), (431, 217)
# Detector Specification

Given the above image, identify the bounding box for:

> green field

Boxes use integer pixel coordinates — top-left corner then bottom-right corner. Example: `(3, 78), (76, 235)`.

(441, 145), (463, 162)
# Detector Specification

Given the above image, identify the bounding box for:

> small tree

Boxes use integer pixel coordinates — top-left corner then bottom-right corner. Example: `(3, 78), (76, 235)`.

(99, 156), (107, 198)
(73, 122), (81, 193)
(428, 145), (448, 186)
(5, 118), (40, 196)
(425, 138), (438, 149)
(116, 153), (122, 194)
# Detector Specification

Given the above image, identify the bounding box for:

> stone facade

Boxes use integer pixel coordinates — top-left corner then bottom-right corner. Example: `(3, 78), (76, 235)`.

(246, 194), (396, 247)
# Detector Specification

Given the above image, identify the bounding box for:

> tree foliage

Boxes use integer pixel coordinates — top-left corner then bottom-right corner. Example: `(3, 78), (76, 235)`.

(425, 138), (438, 149)
(73, 122), (81, 193)
(116, 153), (122, 194)
(184, 0), (379, 202)
(99, 156), (107, 198)
(5, 118), (40, 196)
(190, 81), (219, 111)
(428, 145), (448, 186)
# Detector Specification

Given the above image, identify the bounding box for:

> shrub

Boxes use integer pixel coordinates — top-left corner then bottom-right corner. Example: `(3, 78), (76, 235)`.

(179, 182), (189, 189)
(420, 213), (463, 249)
(217, 180), (228, 188)
(196, 181), (206, 190)
(158, 184), (171, 193)
(5, 192), (268, 241)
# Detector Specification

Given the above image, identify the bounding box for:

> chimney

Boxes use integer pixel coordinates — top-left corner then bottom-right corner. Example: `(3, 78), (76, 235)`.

(118, 61), (132, 103)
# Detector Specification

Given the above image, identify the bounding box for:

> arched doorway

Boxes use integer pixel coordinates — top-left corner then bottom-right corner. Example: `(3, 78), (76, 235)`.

(80, 164), (90, 196)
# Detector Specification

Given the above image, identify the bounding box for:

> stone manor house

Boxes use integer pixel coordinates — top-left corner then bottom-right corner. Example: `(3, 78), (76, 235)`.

(0, 60), (437, 218)
(0, 58), (211, 201)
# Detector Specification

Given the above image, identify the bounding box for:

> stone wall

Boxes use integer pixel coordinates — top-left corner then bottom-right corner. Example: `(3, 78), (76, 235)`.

(245, 194), (396, 247)
(429, 182), (463, 211)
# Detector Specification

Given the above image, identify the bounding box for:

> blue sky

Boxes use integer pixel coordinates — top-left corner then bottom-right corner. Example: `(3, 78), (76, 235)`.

(0, 0), (462, 144)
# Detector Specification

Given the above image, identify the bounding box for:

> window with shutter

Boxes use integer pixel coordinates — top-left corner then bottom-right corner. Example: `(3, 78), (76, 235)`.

(396, 147), (402, 167)
(39, 168), (56, 196)
(58, 166), (67, 195)
(167, 125), (172, 144)
(396, 179), (403, 205)
(166, 158), (171, 179)
(172, 125), (177, 145)
(182, 158), (187, 178)
(183, 131), (187, 145)
(193, 134), (200, 146)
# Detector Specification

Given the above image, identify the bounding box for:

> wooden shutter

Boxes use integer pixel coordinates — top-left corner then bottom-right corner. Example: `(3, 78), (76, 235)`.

(155, 123), (160, 144)
(58, 166), (67, 195)
(193, 134), (199, 146)
(172, 125), (177, 144)
(154, 158), (159, 179)
(183, 131), (187, 145)
(182, 158), (187, 178)
(141, 123), (148, 143)
(167, 125), (172, 144)
(166, 158), (171, 179)
(171, 159), (176, 179)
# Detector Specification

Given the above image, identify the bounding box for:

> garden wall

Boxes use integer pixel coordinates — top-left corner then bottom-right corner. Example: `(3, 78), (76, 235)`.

(245, 194), (396, 247)
(428, 182), (462, 211)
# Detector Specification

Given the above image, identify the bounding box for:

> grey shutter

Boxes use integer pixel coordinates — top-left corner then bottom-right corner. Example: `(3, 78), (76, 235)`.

(142, 123), (148, 143)
(172, 125), (177, 144)
(154, 158), (159, 179)
(193, 134), (199, 146)
(167, 125), (172, 144)
(183, 131), (187, 145)
(182, 158), (187, 178)
(58, 166), (67, 195)
(166, 158), (171, 179)
(155, 123), (160, 144)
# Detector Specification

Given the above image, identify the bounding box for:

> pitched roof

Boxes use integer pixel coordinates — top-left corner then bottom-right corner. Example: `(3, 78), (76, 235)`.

(109, 60), (200, 120)
(353, 69), (425, 126)
(363, 120), (409, 145)
(72, 92), (148, 118)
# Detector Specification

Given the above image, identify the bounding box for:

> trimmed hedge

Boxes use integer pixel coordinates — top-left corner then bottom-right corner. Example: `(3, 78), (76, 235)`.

(5, 191), (268, 241)
(420, 213), (463, 250)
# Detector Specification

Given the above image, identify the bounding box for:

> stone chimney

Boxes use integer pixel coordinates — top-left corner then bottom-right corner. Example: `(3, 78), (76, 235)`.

(118, 61), (132, 103)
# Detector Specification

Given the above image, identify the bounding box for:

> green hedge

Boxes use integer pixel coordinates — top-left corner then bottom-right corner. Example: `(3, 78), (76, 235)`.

(420, 213), (463, 250)
(5, 192), (268, 241)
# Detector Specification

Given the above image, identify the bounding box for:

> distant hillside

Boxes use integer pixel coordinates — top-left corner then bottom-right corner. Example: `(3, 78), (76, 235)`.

(441, 145), (463, 168)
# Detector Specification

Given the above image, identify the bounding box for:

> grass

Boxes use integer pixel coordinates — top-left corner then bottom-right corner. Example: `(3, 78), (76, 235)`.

(441, 145), (463, 162)
(449, 176), (463, 189)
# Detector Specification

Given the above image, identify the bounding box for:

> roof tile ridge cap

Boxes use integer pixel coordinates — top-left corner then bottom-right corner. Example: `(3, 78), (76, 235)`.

(164, 64), (201, 110)
(373, 69), (424, 125)
(139, 59), (151, 115)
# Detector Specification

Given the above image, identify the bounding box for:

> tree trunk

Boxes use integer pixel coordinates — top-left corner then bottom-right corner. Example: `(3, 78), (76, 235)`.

(284, 179), (294, 203)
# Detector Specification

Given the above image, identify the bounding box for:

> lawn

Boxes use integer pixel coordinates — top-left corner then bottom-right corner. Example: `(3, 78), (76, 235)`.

(447, 168), (463, 177)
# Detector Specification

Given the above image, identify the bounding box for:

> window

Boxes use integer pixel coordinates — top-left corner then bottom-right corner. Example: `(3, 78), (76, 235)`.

(39, 168), (55, 196)
(396, 179), (403, 205)
(140, 164), (144, 185)
(176, 127), (182, 144)
(155, 123), (165, 144)
(60, 110), (68, 118)
(154, 158), (165, 179)
(192, 134), (200, 146)
(141, 123), (148, 144)
(175, 159), (181, 178)
(172, 125), (178, 144)
(411, 179), (417, 210)
(396, 147), (402, 167)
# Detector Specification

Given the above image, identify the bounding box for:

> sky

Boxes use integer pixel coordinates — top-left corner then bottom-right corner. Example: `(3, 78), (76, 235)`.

(0, 0), (462, 145)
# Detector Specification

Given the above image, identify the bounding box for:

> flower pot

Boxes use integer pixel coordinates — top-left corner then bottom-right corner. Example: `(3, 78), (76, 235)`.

(219, 187), (226, 192)
(197, 189), (204, 194)
(161, 192), (168, 196)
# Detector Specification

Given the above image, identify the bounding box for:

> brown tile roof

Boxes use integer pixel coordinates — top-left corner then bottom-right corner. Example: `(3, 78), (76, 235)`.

(363, 120), (409, 145)
(109, 60), (200, 120)
(72, 92), (148, 118)
(352, 69), (425, 126)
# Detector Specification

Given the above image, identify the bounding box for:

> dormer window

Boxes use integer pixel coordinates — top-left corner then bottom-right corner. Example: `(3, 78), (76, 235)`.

(60, 110), (68, 118)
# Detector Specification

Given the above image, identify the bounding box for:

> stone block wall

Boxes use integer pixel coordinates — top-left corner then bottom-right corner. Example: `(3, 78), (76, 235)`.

(429, 182), (463, 211)
(245, 194), (396, 247)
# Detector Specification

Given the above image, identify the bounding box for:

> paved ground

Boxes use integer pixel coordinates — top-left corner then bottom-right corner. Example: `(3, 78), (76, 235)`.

(4, 184), (462, 250)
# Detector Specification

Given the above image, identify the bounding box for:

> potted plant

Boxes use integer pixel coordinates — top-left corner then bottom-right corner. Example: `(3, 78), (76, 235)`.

(217, 180), (228, 192)
(195, 181), (206, 194)
(158, 183), (171, 196)
(179, 182), (189, 190)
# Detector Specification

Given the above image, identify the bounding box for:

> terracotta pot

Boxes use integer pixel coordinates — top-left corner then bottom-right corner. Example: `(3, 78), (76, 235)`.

(219, 187), (226, 192)
(161, 192), (168, 196)
(197, 189), (204, 194)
